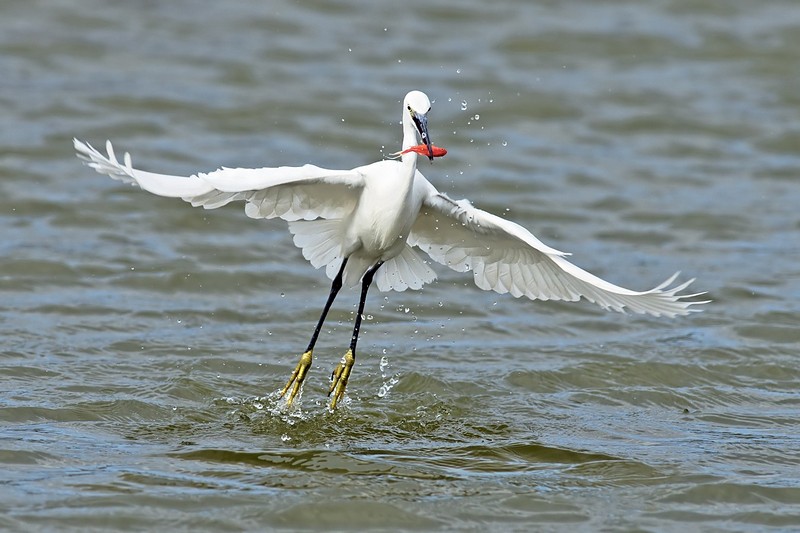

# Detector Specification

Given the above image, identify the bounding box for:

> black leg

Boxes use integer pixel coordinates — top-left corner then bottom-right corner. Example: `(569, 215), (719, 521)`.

(306, 258), (348, 352)
(279, 258), (348, 405)
(349, 260), (383, 352)
(329, 260), (383, 409)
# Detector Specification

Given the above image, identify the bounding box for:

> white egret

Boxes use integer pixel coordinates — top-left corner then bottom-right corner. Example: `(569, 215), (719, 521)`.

(74, 90), (707, 409)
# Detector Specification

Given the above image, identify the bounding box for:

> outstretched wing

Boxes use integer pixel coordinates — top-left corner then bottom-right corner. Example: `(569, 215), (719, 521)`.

(408, 177), (707, 317)
(74, 139), (364, 221)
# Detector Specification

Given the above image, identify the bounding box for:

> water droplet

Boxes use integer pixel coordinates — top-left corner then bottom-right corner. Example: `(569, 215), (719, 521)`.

(473, 114), (480, 121)
(502, 140), (508, 147)
(456, 68), (461, 74)
(281, 434), (291, 442)
(460, 100), (467, 111)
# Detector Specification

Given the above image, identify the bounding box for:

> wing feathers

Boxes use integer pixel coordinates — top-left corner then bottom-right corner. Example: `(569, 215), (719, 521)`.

(410, 186), (707, 317)
(375, 245), (437, 292)
(75, 139), (216, 197)
(76, 139), (708, 314)
(75, 139), (364, 222)
(287, 219), (343, 269)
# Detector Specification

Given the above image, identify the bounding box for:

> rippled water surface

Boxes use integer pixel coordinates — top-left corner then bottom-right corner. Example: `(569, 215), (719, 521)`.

(2, 0), (800, 530)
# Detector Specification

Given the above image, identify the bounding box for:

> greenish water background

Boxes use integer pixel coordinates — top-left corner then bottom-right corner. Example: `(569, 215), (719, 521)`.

(2, 0), (799, 530)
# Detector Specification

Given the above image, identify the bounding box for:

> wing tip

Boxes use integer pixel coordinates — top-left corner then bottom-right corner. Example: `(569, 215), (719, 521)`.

(639, 274), (711, 317)
(583, 272), (709, 318)
(73, 139), (146, 189)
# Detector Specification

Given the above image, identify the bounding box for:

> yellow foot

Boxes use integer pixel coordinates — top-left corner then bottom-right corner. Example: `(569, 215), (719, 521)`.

(328, 349), (355, 409)
(279, 350), (313, 406)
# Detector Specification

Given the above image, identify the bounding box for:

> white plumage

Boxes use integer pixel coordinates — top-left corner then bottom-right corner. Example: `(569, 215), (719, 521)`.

(74, 90), (707, 408)
(73, 142), (704, 317)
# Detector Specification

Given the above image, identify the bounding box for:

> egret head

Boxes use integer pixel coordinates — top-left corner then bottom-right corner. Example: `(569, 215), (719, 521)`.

(404, 91), (434, 161)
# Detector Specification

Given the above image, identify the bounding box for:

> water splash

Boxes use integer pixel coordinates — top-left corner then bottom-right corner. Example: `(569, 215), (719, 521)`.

(377, 356), (399, 398)
(220, 391), (312, 424)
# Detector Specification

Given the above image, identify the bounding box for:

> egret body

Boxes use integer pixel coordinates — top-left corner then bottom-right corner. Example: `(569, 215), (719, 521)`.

(74, 90), (706, 409)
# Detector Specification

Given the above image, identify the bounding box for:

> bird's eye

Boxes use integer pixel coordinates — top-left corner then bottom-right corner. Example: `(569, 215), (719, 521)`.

(407, 105), (412, 112)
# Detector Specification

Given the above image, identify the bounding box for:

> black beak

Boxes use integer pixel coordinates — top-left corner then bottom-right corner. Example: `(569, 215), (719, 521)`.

(412, 111), (435, 162)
